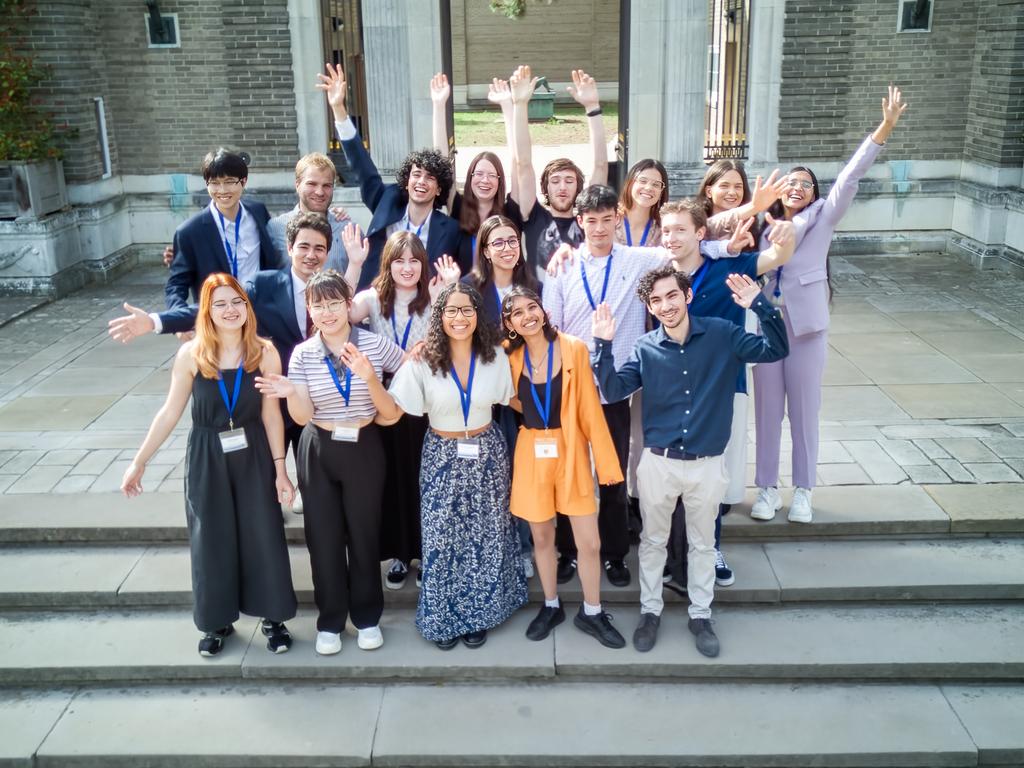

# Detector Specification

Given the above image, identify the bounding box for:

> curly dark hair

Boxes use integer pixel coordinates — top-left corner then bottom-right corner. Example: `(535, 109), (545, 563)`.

(422, 282), (501, 377)
(500, 286), (558, 353)
(396, 149), (454, 209)
(636, 265), (692, 307)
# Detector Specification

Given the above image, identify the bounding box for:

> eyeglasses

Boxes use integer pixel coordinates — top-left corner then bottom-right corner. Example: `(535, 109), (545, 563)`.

(487, 237), (519, 251)
(472, 171), (500, 182)
(207, 179), (242, 190)
(786, 179), (814, 190)
(634, 176), (665, 190)
(211, 297), (247, 311)
(309, 300), (347, 315)
(442, 306), (477, 318)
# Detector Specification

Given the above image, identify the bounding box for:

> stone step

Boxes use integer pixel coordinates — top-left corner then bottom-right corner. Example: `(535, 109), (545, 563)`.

(2, 484), (1021, 545)
(1, 603), (1022, 686)
(3, 537), (1024, 610)
(4, 682), (1021, 767)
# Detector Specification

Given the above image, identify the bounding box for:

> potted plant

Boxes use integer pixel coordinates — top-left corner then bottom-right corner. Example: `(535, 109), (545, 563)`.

(0, 0), (70, 220)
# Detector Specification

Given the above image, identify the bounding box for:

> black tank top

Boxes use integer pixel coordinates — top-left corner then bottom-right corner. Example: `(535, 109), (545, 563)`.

(518, 369), (562, 430)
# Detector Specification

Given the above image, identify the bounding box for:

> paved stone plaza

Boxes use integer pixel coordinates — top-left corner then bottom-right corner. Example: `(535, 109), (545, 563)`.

(1, 251), (1024, 767)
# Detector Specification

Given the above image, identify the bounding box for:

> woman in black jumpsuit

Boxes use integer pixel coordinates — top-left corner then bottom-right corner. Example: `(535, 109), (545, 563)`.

(122, 273), (297, 657)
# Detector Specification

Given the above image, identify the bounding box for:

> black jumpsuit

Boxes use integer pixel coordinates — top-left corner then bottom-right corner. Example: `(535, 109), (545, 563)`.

(184, 366), (297, 632)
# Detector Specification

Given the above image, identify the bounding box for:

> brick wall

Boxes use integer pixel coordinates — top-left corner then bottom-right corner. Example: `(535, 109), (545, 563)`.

(22, 0), (299, 183)
(778, 0), (980, 163)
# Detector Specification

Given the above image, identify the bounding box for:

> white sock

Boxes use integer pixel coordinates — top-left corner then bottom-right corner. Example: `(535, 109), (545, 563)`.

(583, 601), (602, 616)
(544, 597), (560, 609)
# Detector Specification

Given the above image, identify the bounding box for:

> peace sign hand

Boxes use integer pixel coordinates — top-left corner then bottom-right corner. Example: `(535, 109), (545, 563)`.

(726, 216), (756, 255)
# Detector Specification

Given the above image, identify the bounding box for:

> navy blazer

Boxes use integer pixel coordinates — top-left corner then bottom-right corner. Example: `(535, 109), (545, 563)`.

(159, 200), (284, 334)
(247, 267), (304, 374)
(341, 132), (462, 290)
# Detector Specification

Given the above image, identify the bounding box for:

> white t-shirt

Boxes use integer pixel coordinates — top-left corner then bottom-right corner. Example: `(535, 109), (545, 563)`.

(389, 348), (514, 432)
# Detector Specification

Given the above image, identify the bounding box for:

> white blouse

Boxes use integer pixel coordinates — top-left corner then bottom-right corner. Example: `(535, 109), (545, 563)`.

(389, 348), (514, 431)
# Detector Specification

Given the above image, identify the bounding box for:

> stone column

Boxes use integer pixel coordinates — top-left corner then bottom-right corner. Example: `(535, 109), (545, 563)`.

(627, 0), (707, 182)
(362, 0), (444, 172)
(746, 0), (785, 165)
(288, 0), (328, 158)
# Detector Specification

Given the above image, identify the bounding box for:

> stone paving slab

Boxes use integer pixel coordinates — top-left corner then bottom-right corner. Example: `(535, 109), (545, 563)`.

(0, 395), (120, 431)
(723, 485), (950, 538)
(0, 546), (146, 607)
(0, 612), (257, 685)
(843, 354), (980, 385)
(26, 366), (154, 397)
(35, 684), (381, 767)
(942, 685), (1024, 766)
(242, 607), (554, 681)
(923, 484), (1024, 533)
(371, 682), (977, 767)
(882, 383), (1024, 419)
(765, 539), (1024, 601)
(554, 603), (1024, 680)
(0, 690), (74, 768)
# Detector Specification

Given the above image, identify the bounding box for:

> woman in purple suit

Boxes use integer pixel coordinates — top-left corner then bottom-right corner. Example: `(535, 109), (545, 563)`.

(752, 85), (908, 524)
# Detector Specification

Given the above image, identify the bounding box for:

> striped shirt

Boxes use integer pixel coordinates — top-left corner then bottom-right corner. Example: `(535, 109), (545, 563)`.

(288, 325), (405, 422)
(544, 242), (669, 403)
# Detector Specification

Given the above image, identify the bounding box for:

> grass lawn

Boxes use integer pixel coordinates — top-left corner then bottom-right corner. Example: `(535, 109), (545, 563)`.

(454, 103), (619, 147)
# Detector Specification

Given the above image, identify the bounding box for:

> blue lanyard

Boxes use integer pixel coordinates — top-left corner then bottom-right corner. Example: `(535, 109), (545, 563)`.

(390, 312), (413, 350)
(406, 214), (425, 238)
(625, 219), (652, 247)
(492, 283), (504, 321)
(450, 354), (477, 430)
(773, 266), (784, 298)
(524, 341), (554, 429)
(216, 207), (242, 277)
(580, 254), (613, 310)
(690, 259), (711, 296)
(217, 364), (244, 430)
(323, 356), (352, 406)
(471, 235), (477, 260)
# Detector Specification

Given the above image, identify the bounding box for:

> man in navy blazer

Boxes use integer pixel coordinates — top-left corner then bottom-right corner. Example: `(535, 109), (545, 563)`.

(158, 148), (285, 335)
(318, 63), (461, 289)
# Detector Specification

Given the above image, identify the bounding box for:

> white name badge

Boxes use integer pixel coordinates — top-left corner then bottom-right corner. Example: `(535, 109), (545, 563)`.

(332, 423), (360, 442)
(457, 438), (480, 460)
(219, 428), (248, 453)
(535, 437), (558, 459)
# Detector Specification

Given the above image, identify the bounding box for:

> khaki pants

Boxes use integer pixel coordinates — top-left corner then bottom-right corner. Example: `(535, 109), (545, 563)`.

(636, 450), (728, 619)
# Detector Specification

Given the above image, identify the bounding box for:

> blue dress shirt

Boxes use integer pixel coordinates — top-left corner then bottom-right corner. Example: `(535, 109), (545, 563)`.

(591, 295), (789, 457)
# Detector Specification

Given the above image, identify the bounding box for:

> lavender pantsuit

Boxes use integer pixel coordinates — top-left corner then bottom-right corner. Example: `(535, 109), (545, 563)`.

(753, 134), (883, 489)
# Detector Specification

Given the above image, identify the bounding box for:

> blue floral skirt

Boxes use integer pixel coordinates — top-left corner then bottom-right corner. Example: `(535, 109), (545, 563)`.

(416, 424), (528, 642)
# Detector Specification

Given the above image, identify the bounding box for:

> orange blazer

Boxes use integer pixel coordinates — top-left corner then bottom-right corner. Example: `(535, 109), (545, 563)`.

(509, 332), (624, 497)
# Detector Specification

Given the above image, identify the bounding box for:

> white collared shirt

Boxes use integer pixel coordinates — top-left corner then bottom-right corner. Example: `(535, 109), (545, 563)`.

(210, 201), (261, 287)
(386, 207), (432, 248)
(291, 268), (310, 338)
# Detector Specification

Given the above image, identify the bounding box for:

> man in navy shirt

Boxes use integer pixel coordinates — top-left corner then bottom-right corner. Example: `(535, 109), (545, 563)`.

(591, 265), (788, 656)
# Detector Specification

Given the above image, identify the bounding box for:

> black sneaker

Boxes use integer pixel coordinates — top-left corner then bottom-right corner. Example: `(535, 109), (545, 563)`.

(662, 564), (673, 584)
(385, 559), (408, 590)
(415, 566), (423, 588)
(714, 549), (735, 587)
(435, 636), (459, 651)
(260, 620), (293, 654)
(719, 502), (732, 516)
(462, 629), (487, 648)
(603, 559), (631, 587)
(525, 604), (565, 641)
(556, 556), (577, 584)
(573, 608), (626, 649)
(197, 624), (234, 657)
(688, 617), (720, 658)
(632, 612), (660, 653)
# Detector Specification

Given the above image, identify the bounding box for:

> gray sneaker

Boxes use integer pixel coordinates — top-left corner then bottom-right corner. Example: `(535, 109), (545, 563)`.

(688, 617), (720, 658)
(632, 612), (660, 653)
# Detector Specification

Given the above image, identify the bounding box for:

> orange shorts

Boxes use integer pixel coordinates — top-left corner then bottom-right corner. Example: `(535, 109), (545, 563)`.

(510, 427), (597, 523)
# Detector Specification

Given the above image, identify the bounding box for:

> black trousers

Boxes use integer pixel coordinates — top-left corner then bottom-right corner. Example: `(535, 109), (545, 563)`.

(556, 398), (631, 561)
(297, 423), (385, 632)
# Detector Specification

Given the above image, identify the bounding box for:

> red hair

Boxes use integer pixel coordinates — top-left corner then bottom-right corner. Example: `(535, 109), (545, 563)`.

(192, 273), (266, 380)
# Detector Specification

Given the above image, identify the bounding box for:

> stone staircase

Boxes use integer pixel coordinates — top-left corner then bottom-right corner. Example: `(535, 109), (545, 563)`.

(2, 484), (1023, 767)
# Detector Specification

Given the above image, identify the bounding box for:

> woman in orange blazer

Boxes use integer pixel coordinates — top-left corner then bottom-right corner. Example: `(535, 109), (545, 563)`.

(502, 287), (626, 649)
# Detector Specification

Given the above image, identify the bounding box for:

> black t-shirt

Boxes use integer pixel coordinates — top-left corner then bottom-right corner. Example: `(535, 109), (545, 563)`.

(505, 198), (583, 271)
(450, 192), (523, 275)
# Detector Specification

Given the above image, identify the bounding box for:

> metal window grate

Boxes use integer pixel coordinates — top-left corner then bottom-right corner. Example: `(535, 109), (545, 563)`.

(704, 0), (750, 161)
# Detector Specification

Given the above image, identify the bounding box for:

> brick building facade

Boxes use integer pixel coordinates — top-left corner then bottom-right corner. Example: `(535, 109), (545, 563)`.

(1, 0), (1022, 296)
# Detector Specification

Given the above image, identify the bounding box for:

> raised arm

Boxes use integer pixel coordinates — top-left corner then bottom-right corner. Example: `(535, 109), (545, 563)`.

(509, 65), (539, 219)
(568, 70), (607, 186)
(754, 215), (795, 275)
(488, 77), (517, 200)
(590, 305), (643, 403)
(706, 170), (787, 239)
(341, 222), (370, 304)
(429, 72), (458, 212)
(726, 274), (789, 364)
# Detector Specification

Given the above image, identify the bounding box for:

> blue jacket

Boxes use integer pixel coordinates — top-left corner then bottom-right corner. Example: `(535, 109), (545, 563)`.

(246, 267), (304, 374)
(159, 200), (284, 334)
(341, 132), (462, 289)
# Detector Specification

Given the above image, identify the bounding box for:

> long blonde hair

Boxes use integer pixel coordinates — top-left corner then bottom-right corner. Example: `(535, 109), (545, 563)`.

(192, 273), (265, 380)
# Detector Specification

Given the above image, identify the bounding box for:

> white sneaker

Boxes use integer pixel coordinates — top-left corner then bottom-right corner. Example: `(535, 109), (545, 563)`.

(522, 555), (535, 579)
(788, 487), (813, 524)
(291, 490), (303, 515)
(750, 486), (781, 521)
(315, 631), (342, 655)
(357, 625), (384, 650)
